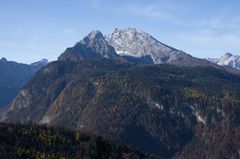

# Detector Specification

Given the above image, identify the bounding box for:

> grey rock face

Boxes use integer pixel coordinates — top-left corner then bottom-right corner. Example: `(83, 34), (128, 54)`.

(105, 28), (180, 64)
(81, 31), (119, 59)
(58, 31), (121, 61)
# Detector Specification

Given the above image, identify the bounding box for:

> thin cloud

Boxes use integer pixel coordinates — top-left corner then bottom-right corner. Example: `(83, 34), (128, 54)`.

(207, 17), (240, 30)
(177, 17), (240, 30)
(88, 0), (103, 9)
(122, 4), (174, 20)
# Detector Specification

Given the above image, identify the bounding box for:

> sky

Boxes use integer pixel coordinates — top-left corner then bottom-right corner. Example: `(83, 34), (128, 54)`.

(0, 0), (240, 64)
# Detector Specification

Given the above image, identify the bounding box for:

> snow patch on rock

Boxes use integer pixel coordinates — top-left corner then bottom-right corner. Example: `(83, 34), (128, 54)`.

(189, 105), (206, 125)
(195, 112), (206, 124)
(40, 116), (50, 124)
(147, 98), (164, 110)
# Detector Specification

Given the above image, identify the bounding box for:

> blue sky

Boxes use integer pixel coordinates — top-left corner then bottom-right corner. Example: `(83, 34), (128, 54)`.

(0, 0), (240, 63)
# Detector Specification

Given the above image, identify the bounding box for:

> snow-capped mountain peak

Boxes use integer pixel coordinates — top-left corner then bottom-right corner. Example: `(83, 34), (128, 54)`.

(105, 28), (179, 64)
(31, 59), (48, 66)
(0, 57), (7, 63)
(218, 53), (240, 69)
(39, 59), (48, 65)
(208, 53), (240, 70)
(30, 59), (49, 70)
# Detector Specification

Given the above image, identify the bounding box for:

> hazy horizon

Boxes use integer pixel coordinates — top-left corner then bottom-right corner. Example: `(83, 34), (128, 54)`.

(1, 0), (240, 63)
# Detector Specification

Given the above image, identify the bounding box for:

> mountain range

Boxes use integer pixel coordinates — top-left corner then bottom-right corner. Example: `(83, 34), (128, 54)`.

(0, 58), (48, 108)
(59, 28), (240, 74)
(1, 28), (240, 159)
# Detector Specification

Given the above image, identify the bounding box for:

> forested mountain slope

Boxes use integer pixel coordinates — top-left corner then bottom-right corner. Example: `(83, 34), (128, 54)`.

(2, 59), (240, 158)
(0, 123), (159, 159)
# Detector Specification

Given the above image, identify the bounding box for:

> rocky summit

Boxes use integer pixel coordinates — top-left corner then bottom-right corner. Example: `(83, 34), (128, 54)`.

(58, 31), (122, 62)
(106, 28), (178, 64)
